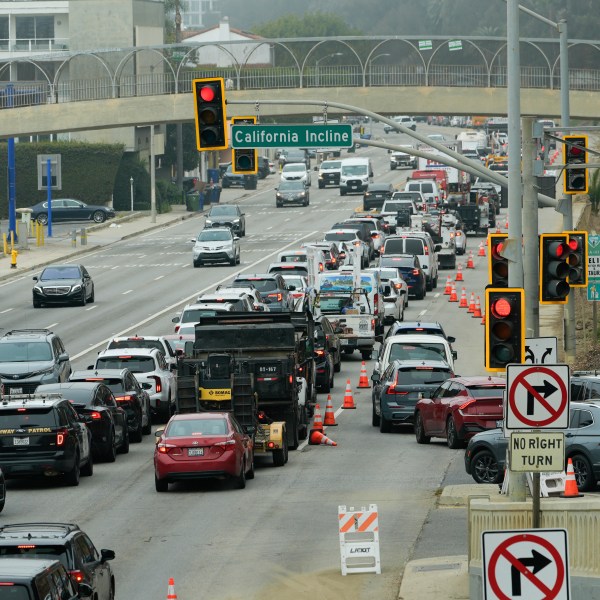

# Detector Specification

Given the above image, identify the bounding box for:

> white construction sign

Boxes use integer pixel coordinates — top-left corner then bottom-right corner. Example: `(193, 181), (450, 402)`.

(338, 504), (381, 576)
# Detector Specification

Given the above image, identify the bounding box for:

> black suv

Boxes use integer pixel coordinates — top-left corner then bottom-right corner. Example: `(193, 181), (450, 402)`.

(0, 523), (114, 599)
(0, 394), (93, 485)
(231, 274), (293, 312)
(204, 204), (246, 236)
(0, 329), (71, 395)
(220, 165), (258, 190)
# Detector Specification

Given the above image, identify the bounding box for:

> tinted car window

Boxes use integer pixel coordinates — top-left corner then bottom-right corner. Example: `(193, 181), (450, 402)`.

(0, 545), (69, 569)
(0, 342), (53, 362)
(397, 367), (452, 385)
(108, 340), (164, 352)
(464, 386), (505, 397)
(96, 356), (156, 372)
(578, 410), (594, 428)
(0, 408), (57, 428)
(405, 239), (425, 255)
(235, 279), (277, 293)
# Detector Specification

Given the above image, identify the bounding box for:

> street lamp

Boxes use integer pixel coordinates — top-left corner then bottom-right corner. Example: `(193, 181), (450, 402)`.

(129, 177), (134, 212)
(368, 53), (390, 87)
(315, 52), (344, 87)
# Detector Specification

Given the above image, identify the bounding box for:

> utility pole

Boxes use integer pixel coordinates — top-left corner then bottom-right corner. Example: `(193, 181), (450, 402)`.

(175, 0), (184, 193)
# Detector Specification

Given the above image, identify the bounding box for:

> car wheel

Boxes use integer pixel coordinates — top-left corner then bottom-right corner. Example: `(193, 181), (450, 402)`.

(333, 351), (341, 373)
(193, 260), (202, 268)
(272, 438), (287, 467)
(33, 298), (42, 308)
(142, 411), (152, 435)
(361, 350), (372, 360)
(321, 369), (331, 393)
(92, 210), (106, 223)
(37, 213), (48, 225)
(236, 251), (241, 265)
(298, 406), (308, 441)
(63, 454), (81, 487)
(343, 348), (354, 355)
(340, 190), (346, 196)
(131, 414), (143, 443)
(118, 427), (130, 454)
(81, 452), (93, 477)
(416, 287), (425, 300)
(235, 460), (247, 489)
(318, 183), (324, 189)
(372, 401), (380, 427)
(432, 275), (438, 289)
(155, 474), (168, 492)
(276, 202), (282, 208)
(88, 286), (95, 303)
(446, 416), (463, 449)
(229, 255), (236, 266)
(571, 454), (595, 492)
(471, 450), (502, 484)
(426, 278), (433, 292)
(104, 430), (117, 463)
(246, 455), (255, 480)
(379, 413), (392, 433)
(79, 291), (87, 307)
(415, 412), (431, 444)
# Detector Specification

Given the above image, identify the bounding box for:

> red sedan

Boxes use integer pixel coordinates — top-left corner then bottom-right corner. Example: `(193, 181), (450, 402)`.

(414, 376), (505, 449)
(154, 412), (254, 491)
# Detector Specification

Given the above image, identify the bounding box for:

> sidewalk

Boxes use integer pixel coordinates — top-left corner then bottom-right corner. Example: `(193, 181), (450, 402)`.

(0, 204), (201, 281)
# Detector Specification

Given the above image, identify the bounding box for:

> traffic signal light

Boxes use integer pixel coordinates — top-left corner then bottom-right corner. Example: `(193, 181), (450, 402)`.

(231, 116), (257, 174)
(485, 288), (525, 372)
(488, 233), (508, 287)
(563, 135), (588, 194)
(565, 230), (588, 287)
(192, 77), (228, 151)
(539, 233), (570, 304)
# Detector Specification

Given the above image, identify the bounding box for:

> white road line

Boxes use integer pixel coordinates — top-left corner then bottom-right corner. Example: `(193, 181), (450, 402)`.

(46, 322), (58, 328)
(122, 289), (133, 295)
(154, 275), (164, 280)
(434, 293), (440, 298)
(85, 305), (98, 311)
(111, 266), (119, 270)
(418, 310), (427, 318)
(70, 229), (319, 361)
(0, 308), (13, 314)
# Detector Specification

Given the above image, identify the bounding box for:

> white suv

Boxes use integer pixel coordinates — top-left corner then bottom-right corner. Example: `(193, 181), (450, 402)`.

(384, 115), (417, 133)
(281, 163), (311, 186)
(93, 348), (176, 422)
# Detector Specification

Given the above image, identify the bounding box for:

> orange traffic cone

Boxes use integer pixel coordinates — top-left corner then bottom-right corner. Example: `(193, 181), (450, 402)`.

(449, 283), (458, 302)
(309, 430), (337, 446)
(323, 394), (337, 426)
(312, 404), (324, 432)
(504, 218), (509, 229)
(478, 242), (486, 257)
(342, 379), (356, 409)
(167, 578), (177, 600)
(357, 361), (370, 388)
(468, 292), (476, 313)
(459, 288), (468, 308)
(480, 311), (486, 325)
(472, 296), (482, 318)
(444, 275), (453, 295)
(455, 263), (464, 281)
(560, 458), (584, 497)
(466, 251), (475, 269)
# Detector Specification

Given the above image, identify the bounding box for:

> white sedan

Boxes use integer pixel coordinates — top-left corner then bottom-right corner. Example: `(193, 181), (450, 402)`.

(382, 282), (405, 324)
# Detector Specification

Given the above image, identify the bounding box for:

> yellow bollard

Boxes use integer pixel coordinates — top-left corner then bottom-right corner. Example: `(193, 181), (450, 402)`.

(10, 248), (17, 269)
(2, 233), (7, 255)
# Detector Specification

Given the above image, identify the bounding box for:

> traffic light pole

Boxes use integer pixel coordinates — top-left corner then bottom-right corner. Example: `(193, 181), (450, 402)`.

(522, 117), (539, 337)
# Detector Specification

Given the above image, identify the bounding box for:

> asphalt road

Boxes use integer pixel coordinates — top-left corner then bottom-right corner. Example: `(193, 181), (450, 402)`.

(0, 122), (485, 600)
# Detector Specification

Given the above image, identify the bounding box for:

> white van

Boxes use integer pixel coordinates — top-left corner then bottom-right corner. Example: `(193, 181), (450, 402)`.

(339, 158), (373, 196)
(404, 179), (442, 208)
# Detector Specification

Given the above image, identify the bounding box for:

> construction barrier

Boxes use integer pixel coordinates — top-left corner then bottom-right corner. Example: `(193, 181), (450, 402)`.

(338, 504), (381, 576)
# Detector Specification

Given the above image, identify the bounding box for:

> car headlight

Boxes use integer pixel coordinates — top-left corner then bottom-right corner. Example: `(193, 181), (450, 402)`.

(71, 284), (82, 292)
(33, 286), (43, 293)
(233, 219), (240, 223)
(205, 219), (212, 225)
(300, 192), (306, 197)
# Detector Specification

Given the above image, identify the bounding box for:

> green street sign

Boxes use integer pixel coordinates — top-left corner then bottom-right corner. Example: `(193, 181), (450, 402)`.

(587, 234), (600, 301)
(231, 124), (354, 148)
(419, 40), (433, 51)
(448, 40), (463, 51)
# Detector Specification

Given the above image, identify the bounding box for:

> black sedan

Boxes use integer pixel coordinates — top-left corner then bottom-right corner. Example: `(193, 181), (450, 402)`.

(33, 264), (95, 308)
(30, 198), (115, 225)
(69, 368), (152, 442)
(276, 180), (310, 207)
(37, 382), (129, 462)
(379, 255), (427, 300)
(221, 165), (258, 190)
(204, 204), (246, 236)
(465, 401), (600, 491)
(314, 318), (341, 393)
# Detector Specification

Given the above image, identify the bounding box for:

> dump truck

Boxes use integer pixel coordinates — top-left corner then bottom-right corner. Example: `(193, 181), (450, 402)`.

(174, 312), (315, 465)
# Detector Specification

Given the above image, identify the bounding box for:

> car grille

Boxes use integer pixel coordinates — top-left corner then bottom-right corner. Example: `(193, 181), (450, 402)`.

(347, 179), (362, 186)
(42, 286), (71, 296)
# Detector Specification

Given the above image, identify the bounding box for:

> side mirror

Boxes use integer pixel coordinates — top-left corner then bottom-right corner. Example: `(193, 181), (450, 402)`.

(33, 276), (38, 281)
(78, 583), (94, 599)
(452, 350), (458, 360)
(155, 428), (165, 438)
(447, 336), (456, 343)
(234, 236), (240, 241)
(434, 244), (442, 252)
(374, 335), (383, 344)
(58, 353), (70, 362)
(87, 365), (94, 370)
(190, 238), (197, 243)
(172, 317), (179, 323)
(100, 549), (115, 562)
(371, 373), (380, 383)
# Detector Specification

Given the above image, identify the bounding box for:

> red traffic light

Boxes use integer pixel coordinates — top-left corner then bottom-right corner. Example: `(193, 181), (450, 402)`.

(198, 85), (216, 102)
(568, 238), (579, 251)
(547, 240), (567, 258)
(491, 297), (512, 319)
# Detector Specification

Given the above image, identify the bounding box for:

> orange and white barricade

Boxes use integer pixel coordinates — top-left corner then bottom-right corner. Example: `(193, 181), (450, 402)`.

(338, 504), (381, 576)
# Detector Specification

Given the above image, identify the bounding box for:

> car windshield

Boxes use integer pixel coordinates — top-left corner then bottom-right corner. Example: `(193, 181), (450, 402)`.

(380, 257), (415, 269)
(321, 161), (341, 170)
(397, 367), (452, 385)
(96, 356), (156, 373)
(389, 342), (448, 362)
(40, 266), (82, 280)
(342, 166), (367, 176)
(0, 545), (69, 569)
(279, 181), (305, 191)
(197, 230), (232, 242)
(466, 386), (505, 398)
(0, 342), (53, 362)
(81, 378), (125, 394)
(167, 418), (228, 437)
(209, 206), (237, 216)
(235, 279), (277, 293)
(325, 232), (356, 242)
(284, 164), (305, 172)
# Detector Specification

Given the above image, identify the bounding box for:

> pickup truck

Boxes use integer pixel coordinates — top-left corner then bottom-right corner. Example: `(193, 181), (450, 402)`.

(389, 147), (417, 170)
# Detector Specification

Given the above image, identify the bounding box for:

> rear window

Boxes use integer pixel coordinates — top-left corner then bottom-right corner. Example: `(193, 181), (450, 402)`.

(269, 267), (308, 276)
(398, 367), (452, 385)
(384, 238), (425, 255)
(405, 239), (425, 255)
(420, 183), (434, 193)
(465, 386), (505, 398)
(380, 257), (414, 268)
(235, 279), (277, 293)
(388, 342), (448, 363)
(167, 418), (228, 437)
(96, 356), (156, 373)
(0, 585), (30, 599)
(394, 328), (444, 337)
(325, 232), (356, 242)
(108, 340), (163, 352)
(0, 408), (57, 429)
(0, 545), (69, 569)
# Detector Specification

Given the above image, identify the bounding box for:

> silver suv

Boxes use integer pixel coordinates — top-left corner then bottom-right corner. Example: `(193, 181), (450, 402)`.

(191, 228), (240, 267)
(0, 329), (71, 394)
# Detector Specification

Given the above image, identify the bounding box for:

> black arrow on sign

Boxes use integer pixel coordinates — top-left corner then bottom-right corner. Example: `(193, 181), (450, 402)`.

(540, 348), (553, 363)
(524, 346), (535, 363)
(526, 379), (559, 415)
(511, 549), (552, 595)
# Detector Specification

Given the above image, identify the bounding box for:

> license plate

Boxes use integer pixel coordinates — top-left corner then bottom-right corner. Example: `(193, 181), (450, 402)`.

(359, 320), (369, 331)
(340, 339), (349, 345)
(188, 448), (204, 456)
(11, 387), (22, 394)
(13, 437), (29, 446)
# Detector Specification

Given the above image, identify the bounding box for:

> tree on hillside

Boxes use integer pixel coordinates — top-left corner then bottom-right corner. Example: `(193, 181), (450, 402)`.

(254, 12), (361, 39)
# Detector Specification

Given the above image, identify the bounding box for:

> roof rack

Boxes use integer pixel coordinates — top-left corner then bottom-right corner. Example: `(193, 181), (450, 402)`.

(4, 329), (52, 336)
(0, 523), (79, 539)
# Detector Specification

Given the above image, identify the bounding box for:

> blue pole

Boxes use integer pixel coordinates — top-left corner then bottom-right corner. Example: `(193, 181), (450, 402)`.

(46, 159), (52, 237)
(6, 83), (16, 242)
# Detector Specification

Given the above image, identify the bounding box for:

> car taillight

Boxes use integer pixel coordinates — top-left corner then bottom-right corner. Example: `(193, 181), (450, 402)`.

(157, 442), (177, 453)
(214, 439), (236, 447)
(412, 269), (420, 275)
(386, 386), (408, 395)
(371, 318), (375, 330)
(268, 293), (283, 302)
(56, 428), (68, 446)
(424, 246), (429, 255)
(91, 411), (102, 420)
(174, 325), (180, 333)
(69, 570), (84, 583)
(151, 376), (162, 393)
(315, 349), (325, 357)
(459, 399), (477, 411)
(17, 545), (35, 549)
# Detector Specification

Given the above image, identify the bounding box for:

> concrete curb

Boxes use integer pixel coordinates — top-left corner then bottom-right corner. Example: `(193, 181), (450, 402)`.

(399, 556), (469, 600)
